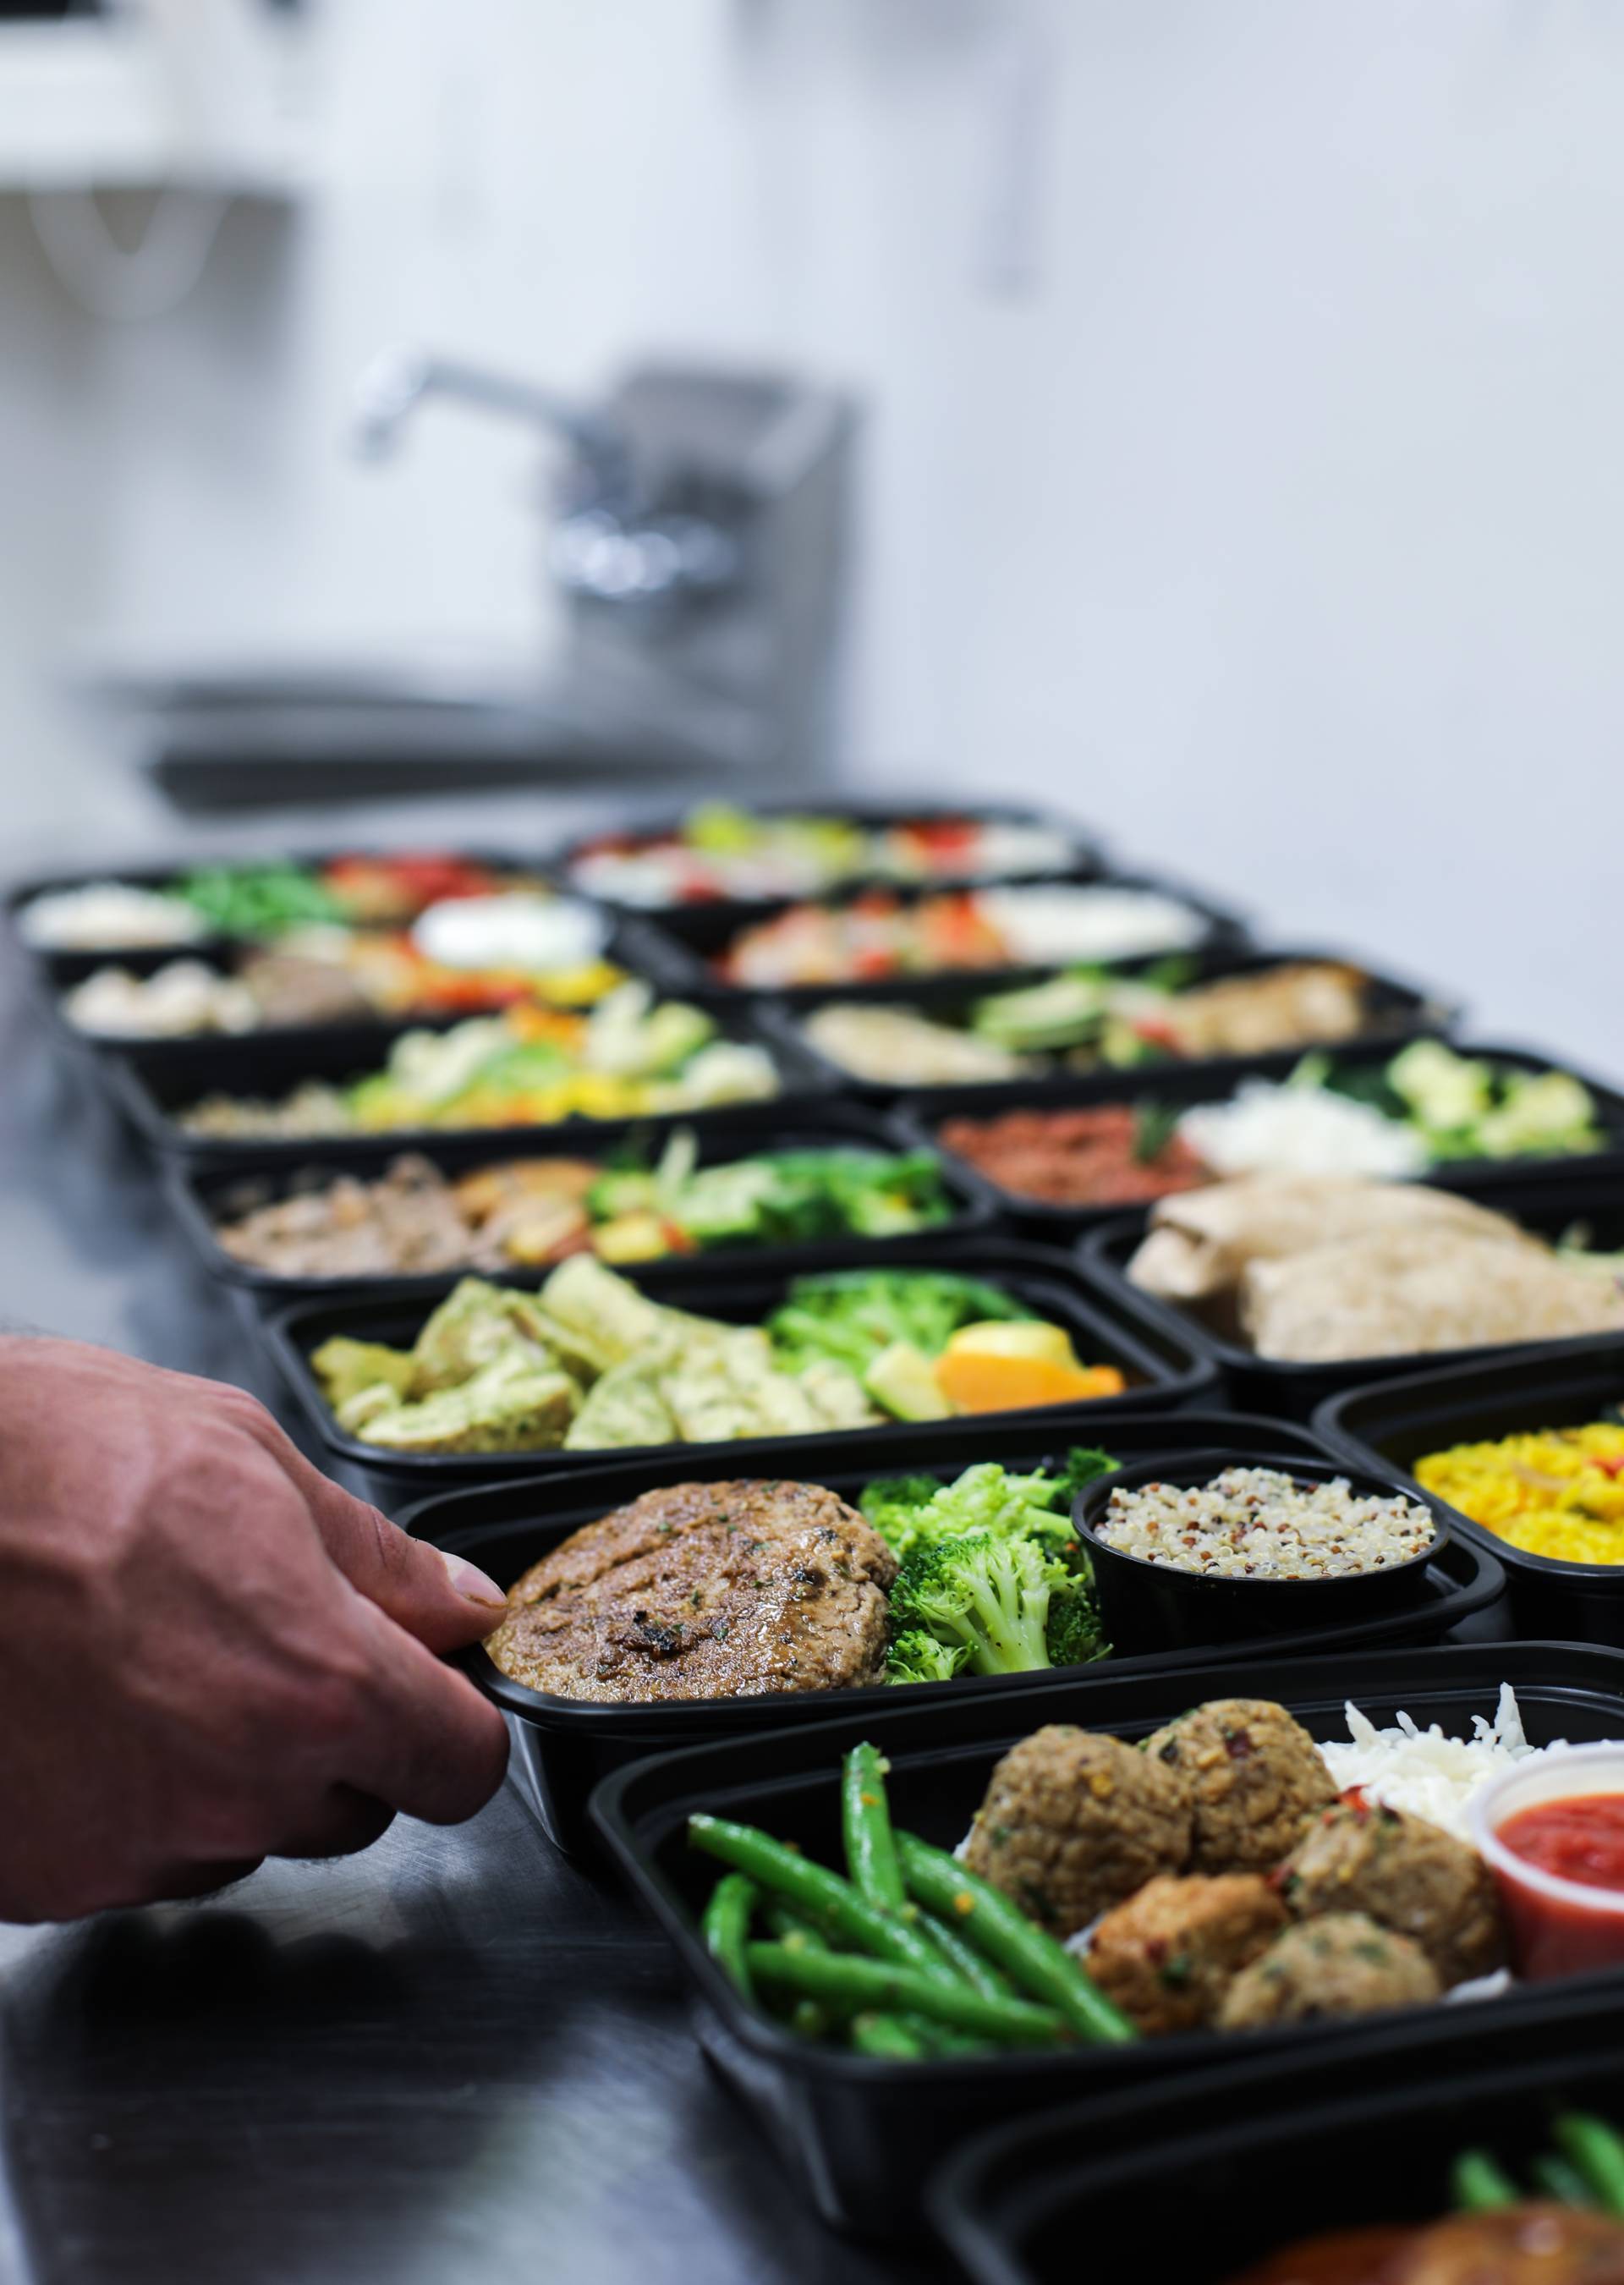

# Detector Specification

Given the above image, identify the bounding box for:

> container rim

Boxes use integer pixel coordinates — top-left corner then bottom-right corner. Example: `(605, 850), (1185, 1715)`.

(1469, 1744), (1624, 1918)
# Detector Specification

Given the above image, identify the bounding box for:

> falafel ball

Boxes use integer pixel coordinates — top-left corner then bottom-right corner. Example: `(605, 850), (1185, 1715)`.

(963, 1725), (1193, 1937)
(1277, 1796), (1508, 1989)
(1216, 1911), (1440, 2030)
(1086, 1873), (1289, 2036)
(1144, 1699), (1337, 1874)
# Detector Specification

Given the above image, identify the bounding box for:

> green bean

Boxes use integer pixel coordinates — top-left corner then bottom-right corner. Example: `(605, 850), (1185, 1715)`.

(763, 1902), (831, 1952)
(700, 1871), (759, 1998)
(1532, 2154), (1597, 2208)
(688, 1815), (956, 1984)
(918, 1909), (1017, 2002)
(848, 2013), (927, 2060)
(842, 1743), (907, 1912)
(894, 1832), (1136, 2046)
(1555, 2113), (1624, 2215)
(1451, 2150), (1518, 2211)
(744, 1942), (1066, 2047)
(788, 2000), (833, 2041)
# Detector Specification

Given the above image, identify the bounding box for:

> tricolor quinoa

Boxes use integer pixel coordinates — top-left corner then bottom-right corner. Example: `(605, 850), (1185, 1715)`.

(1096, 1465), (1435, 1580)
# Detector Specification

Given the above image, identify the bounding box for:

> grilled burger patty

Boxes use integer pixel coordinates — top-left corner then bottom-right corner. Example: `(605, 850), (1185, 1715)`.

(485, 1479), (897, 1702)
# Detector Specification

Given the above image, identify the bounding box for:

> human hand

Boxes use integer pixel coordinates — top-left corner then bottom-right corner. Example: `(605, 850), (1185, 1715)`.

(0, 1336), (509, 1921)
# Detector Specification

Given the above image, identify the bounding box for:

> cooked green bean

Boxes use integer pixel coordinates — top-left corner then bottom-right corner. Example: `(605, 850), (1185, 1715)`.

(700, 1871), (759, 1998)
(1532, 2154), (1597, 2208)
(689, 1814), (952, 1983)
(763, 1902), (831, 1952)
(788, 2000), (833, 2041)
(1555, 2113), (1624, 2215)
(842, 1743), (907, 1912)
(919, 1909), (1017, 2002)
(894, 1832), (1136, 2046)
(1451, 2150), (1518, 2211)
(743, 1942), (1067, 2046)
(848, 2013), (927, 2060)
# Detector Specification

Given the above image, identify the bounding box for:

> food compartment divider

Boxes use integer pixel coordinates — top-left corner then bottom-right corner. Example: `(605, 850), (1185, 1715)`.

(587, 1640), (1624, 2238)
(409, 1410), (1501, 1856)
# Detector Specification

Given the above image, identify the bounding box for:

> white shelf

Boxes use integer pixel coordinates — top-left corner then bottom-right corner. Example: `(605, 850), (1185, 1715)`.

(0, 14), (310, 194)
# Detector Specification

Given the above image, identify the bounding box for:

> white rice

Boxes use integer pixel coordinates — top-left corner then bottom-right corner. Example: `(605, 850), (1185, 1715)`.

(1178, 1079), (1427, 1178)
(1319, 1684), (1563, 1843)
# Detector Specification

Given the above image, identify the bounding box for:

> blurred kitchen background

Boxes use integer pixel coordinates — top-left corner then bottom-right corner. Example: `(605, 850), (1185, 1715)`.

(2, 0), (1618, 1063)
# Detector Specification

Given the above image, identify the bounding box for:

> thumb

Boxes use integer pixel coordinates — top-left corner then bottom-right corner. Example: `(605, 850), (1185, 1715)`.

(294, 1464), (508, 1653)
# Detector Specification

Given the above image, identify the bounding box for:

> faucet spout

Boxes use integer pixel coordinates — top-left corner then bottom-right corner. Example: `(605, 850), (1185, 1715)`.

(349, 347), (634, 510)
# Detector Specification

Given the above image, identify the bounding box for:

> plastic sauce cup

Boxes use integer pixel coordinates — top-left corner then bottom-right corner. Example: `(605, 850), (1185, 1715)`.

(1470, 1744), (1624, 1980)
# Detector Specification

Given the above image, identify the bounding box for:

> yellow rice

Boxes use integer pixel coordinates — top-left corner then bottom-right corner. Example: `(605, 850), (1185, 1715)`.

(1415, 1421), (1624, 1565)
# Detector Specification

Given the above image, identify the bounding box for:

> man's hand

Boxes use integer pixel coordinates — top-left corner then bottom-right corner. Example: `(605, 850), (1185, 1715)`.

(0, 1336), (509, 1922)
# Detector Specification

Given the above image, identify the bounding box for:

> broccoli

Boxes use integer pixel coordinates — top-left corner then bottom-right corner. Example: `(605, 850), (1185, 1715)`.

(859, 1473), (946, 1555)
(1045, 1574), (1109, 1669)
(886, 1629), (973, 1686)
(889, 1531), (1067, 1675)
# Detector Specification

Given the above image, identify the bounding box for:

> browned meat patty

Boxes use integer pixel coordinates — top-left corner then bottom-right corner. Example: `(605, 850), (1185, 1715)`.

(1145, 1699), (1338, 1873)
(1217, 1911), (1440, 2030)
(484, 1479), (897, 1702)
(1087, 1872), (1288, 2035)
(963, 1726), (1192, 1937)
(1228, 2210), (1624, 2285)
(1277, 1797), (1508, 1988)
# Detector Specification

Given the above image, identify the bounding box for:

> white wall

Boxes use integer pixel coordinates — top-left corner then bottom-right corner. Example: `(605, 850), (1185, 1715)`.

(3, 0), (1621, 1065)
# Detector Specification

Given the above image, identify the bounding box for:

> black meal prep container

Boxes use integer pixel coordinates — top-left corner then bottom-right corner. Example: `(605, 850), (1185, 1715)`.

(161, 1099), (1006, 1303)
(398, 1413), (1501, 1854)
(551, 799), (1109, 919)
(1083, 1164), (1624, 1422)
(924, 1037), (1624, 1248)
(91, 998), (834, 1165)
(628, 866), (1254, 1002)
(1317, 1332), (1624, 1644)
(587, 1641), (1621, 2238)
(261, 1238), (1220, 1504)
(930, 1981), (1624, 2285)
(774, 942), (1459, 1109)
(1072, 1448), (1452, 1655)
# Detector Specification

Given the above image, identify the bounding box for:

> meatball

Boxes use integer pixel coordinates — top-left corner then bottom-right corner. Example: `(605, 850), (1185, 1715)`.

(1278, 1798), (1508, 1988)
(1145, 1699), (1337, 1874)
(1217, 1912), (1440, 2030)
(485, 1479), (896, 1701)
(963, 1726), (1192, 1937)
(1086, 1873), (1288, 2035)
(1386, 2205), (1624, 2285)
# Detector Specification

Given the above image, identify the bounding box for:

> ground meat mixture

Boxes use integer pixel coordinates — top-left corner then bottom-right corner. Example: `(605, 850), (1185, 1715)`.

(1277, 1797), (1509, 1988)
(963, 1725), (1192, 1936)
(1086, 1872), (1288, 2035)
(936, 1105), (1211, 1209)
(1217, 1911), (1440, 2029)
(484, 1480), (897, 1702)
(1145, 1699), (1338, 1874)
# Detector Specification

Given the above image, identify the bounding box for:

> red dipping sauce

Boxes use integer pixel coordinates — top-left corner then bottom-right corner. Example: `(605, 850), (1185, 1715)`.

(1490, 1788), (1624, 1978)
(1501, 1793), (1624, 1891)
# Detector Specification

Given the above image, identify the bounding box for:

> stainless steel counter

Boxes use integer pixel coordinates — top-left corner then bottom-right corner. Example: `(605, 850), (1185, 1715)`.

(0, 957), (940, 2285)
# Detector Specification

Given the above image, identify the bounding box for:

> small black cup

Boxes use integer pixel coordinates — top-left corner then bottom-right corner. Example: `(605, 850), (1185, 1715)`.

(1073, 1449), (1450, 1656)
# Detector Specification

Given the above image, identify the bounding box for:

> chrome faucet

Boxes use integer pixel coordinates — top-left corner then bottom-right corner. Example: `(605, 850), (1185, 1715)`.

(348, 347), (859, 777)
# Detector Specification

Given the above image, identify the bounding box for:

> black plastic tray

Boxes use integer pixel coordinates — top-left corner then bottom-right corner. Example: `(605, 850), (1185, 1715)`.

(262, 1238), (1219, 1497)
(399, 1412), (1500, 1853)
(93, 998), (835, 1165)
(162, 1101), (1005, 1302)
(629, 866), (1254, 1003)
(1081, 1168), (1624, 1420)
(930, 1982), (1624, 2284)
(773, 942), (1458, 1111)
(588, 1641), (1624, 2237)
(551, 799), (1108, 921)
(1317, 1335), (1624, 1642)
(919, 1038), (1624, 1239)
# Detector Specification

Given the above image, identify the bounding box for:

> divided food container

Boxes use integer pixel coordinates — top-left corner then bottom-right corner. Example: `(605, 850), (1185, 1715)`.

(263, 1239), (1220, 1498)
(588, 1642), (1624, 2235)
(1082, 1167), (1624, 1420)
(91, 1000), (834, 1163)
(161, 1100), (1004, 1301)
(930, 1985), (1624, 2284)
(778, 942), (1458, 1112)
(398, 1413), (1501, 1852)
(925, 1038), (1624, 1243)
(1317, 1332), (1624, 1641)
(628, 867), (1253, 1002)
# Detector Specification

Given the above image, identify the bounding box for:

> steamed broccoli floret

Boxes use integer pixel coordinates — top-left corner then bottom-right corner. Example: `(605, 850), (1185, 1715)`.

(886, 1629), (973, 1686)
(859, 1473), (946, 1554)
(889, 1531), (1067, 1675)
(1045, 1575), (1109, 1670)
(1051, 1446), (1118, 1502)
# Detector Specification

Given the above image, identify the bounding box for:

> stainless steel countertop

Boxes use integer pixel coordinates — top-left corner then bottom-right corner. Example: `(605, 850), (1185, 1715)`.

(0, 949), (939, 2285)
